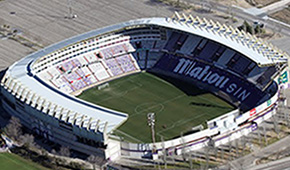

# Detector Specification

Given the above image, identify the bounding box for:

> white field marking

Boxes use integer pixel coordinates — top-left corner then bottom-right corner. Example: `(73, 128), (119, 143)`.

(195, 94), (231, 109)
(148, 72), (231, 109)
(135, 94), (186, 113)
(160, 94), (186, 105)
(130, 94), (188, 138)
(114, 129), (144, 143)
(128, 78), (143, 87)
(131, 103), (165, 118)
(132, 94), (185, 117)
(94, 80), (142, 103)
(157, 113), (205, 136)
(156, 96), (231, 136)
(134, 102), (157, 113)
(146, 73), (177, 88)
(93, 90), (128, 103)
(0, 154), (33, 170)
(129, 87), (228, 137)
(96, 85), (141, 103)
(95, 75), (142, 95)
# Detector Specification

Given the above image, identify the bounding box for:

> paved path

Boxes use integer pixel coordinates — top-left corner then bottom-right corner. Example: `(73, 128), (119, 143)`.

(1, 0), (290, 70)
(223, 135), (290, 170)
(186, 0), (290, 37)
(219, 89), (290, 170)
(261, 0), (290, 13)
(0, 0), (174, 69)
(251, 156), (290, 170)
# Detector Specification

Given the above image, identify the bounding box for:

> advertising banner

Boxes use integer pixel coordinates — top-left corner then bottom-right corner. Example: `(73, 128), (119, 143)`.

(278, 71), (288, 84)
(154, 55), (264, 109)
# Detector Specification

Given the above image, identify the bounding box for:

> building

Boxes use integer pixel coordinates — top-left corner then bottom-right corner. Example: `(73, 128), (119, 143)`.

(1, 13), (288, 160)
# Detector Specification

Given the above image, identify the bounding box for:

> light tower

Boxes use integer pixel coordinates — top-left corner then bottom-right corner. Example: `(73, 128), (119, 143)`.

(67, 0), (77, 19)
(147, 113), (156, 156)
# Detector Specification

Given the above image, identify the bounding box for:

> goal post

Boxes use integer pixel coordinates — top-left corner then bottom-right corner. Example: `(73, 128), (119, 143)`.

(97, 82), (109, 90)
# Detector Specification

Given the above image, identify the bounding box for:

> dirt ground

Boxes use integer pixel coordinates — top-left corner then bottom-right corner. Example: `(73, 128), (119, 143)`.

(216, 0), (280, 9)
(271, 6), (290, 24)
(216, 0), (253, 9)
(251, 0), (280, 8)
(259, 28), (282, 41)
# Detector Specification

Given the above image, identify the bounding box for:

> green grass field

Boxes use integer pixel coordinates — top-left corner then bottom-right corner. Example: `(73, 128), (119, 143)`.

(78, 72), (234, 143)
(0, 153), (49, 170)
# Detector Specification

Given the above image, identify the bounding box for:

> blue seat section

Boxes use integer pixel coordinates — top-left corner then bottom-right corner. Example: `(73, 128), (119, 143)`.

(164, 32), (180, 51)
(164, 32), (188, 52)
(197, 41), (221, 62)
(153, 54), (266, 110)
(225, 54), (277, 90)
(154, 53), (179, 70)
(161, 31), (277, 90)
(231, 55), (251, 73)
(256, 66), (277, 89)
(226, 54), (251, 73)
(155, 31), (278, 103)
(177, 35), (202, 55)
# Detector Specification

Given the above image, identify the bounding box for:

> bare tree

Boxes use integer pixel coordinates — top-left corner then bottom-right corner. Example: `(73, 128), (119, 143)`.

(207, 0), (215, 12)
(4, 116), (22, 141)
(19, 134), (35, 149)
(87, 154), (105, 169)
(59, 146), (71, 157)
(51, 149), (57, 155)
(87, 154), (97, 170)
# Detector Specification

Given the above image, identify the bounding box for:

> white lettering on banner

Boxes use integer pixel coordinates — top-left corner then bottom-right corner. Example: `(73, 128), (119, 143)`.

(226, 83), (237, 93)
(173, 58), (251, 101)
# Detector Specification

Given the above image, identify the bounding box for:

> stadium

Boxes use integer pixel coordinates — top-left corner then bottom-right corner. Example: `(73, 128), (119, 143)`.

(0, 12), (289, 160)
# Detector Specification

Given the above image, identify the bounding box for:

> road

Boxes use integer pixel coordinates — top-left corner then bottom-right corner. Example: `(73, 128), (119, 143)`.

(217, 89), (290, 169)
(251, 156), (290, 170)
(221, 135), (290, 169)
(184, 0), (290, 37)
(182, 0), (290, 64)
(0, 0), (289, 70)
(261, 0), (290, 13)
(0, 0), (174, 69)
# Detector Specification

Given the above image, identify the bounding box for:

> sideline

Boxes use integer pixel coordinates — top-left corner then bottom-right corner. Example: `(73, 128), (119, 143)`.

(114, 129), (144, 143)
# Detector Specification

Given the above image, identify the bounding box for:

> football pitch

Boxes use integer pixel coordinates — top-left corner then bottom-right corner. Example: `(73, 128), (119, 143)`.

(0, 153), (49, 170)
(78, 72), (234, 143)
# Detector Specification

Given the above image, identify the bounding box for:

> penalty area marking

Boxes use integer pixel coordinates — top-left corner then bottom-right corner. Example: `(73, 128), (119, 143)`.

(157, 114), (205, 136)
(132, 94), (186, 117)
(93, 80), (142, 103)
(114, 129), (144, 143)
(196, 94), (232, 109)
(133, 102), (165, 117)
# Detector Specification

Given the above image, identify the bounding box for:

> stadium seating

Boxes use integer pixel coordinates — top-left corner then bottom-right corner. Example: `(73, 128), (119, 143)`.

(34, 27), (277, 99)
(177, 35), (202, 55)
(2, 15), (288, 161)
(89, 63), (110, 81)
(105, 58), (124, 76)
(153, 53), (266, 110)
(36, 39), (141, 93)
(116, 54), (137, 72)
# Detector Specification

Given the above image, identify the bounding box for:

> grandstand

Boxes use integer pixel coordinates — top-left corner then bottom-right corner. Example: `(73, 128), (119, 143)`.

(0, 13), (288, 160)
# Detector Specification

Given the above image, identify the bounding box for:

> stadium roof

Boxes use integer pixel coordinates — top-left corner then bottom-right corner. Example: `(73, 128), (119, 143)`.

(3, 15), (287, 135)
(167, 12), (288, 66)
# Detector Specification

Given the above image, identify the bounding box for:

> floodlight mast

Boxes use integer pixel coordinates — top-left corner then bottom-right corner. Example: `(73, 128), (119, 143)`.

(67, 0), (77, 19)
(147, 113), (156, 154)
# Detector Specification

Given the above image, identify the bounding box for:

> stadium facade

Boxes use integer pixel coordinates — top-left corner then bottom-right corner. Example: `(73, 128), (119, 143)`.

(1, 12), (289, 160)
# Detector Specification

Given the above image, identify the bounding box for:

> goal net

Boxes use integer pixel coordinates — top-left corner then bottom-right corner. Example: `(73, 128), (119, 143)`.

(97, 82), (109, 90)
